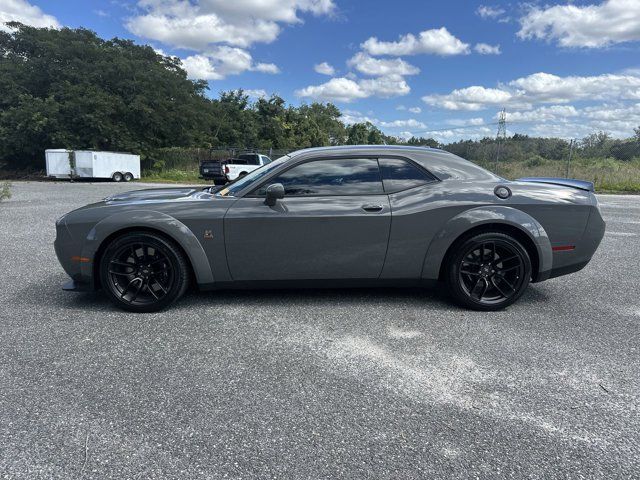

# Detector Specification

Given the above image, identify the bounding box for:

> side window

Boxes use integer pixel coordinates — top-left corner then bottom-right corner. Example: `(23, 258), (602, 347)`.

(261, 155), (272, 165)
(255, 158), (383, 196)
(379, 158), (437, 193)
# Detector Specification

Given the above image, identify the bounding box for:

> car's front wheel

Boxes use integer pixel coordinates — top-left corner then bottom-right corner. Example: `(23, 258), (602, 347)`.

(99, 232), (190, 312)
(445, 232), (531, 311)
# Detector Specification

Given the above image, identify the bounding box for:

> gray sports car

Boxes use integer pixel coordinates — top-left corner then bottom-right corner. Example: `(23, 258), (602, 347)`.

(55, 145), (605, 312)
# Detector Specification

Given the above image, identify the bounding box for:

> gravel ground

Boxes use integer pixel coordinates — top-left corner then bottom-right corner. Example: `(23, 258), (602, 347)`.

(0, 181), (639, 479)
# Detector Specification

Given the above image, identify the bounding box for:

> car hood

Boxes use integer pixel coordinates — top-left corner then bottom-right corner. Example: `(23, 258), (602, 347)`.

(104, 187), (201, 203)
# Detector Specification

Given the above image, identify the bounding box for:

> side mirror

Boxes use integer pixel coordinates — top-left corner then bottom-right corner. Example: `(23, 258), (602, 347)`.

(264, 183), (285, 206)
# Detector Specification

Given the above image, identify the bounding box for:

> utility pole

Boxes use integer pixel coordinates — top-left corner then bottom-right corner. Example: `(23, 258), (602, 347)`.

(495, 108), (507, 175)
(566, 139), (574, 178)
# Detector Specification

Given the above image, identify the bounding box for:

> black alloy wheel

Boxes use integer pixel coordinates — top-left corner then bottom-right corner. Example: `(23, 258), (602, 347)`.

(100, 232), (189, 312)
(446, 232), (531, 311)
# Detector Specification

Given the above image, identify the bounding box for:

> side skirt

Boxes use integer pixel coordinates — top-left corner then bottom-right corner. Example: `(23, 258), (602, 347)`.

(197, 278), (439, 292)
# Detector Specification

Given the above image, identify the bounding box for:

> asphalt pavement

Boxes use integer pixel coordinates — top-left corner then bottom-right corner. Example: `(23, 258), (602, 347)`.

(0, 181), (638, 479)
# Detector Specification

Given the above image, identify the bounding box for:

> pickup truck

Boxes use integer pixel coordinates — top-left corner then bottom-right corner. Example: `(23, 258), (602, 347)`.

(199, 153), (272, 185)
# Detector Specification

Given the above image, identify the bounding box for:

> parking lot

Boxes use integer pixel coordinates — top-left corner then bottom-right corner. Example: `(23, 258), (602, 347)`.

(0, 181), (638, 478)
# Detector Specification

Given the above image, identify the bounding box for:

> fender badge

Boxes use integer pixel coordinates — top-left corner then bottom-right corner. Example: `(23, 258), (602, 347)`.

(204, 230), (214, 239)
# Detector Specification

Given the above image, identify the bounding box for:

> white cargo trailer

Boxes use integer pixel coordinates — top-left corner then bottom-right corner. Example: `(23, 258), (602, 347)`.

(45, 149), (141, 182)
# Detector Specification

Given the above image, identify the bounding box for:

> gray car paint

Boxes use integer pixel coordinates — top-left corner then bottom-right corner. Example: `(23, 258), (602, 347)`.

(54, 145), (605, 291)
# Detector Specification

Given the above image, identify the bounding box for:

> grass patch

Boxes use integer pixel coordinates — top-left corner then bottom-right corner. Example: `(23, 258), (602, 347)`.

(142, 168), (207, 184)
(484, 158), (640, 193)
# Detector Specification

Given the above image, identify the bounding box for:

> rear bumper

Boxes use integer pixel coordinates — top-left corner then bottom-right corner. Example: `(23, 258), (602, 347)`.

(536, 203), (605, 281)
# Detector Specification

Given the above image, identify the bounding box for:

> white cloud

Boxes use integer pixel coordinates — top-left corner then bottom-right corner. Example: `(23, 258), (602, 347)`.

(347, 52), (420, 77)
(447, 117), (486, 126)
(127, 0), (336, 50)
(518, 0), (640, 48)
(181, 46), (280, 80)
(253, 62), (280, 74)
(408, 106), (422, 114)
(397, 131), (415, 140)
(340, 109), (379, 125)
(314, 62), (336, 76)
(477, 5), (506, 19)
(0, 0), (60, 31)
(502, 105), (580, 123)
(509, 71), (640, 103)
(296, 74), (411, 102)
(423, 86), (515, 111)
(361, 27), (470, 56)
(474, 43), (501, 55)
(245, 89), (268, 99)
(296, 77), (369, 103)
(422, 71), (640, 110)
(360, 75), (411, 98)
(380, 118), (427, 129)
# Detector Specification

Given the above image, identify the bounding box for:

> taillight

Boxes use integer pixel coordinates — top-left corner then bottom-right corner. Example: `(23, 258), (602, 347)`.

(224, 165), (229, 174)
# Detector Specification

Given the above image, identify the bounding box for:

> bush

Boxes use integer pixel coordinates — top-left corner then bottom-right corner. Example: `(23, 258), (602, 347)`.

(0, 181), (12, 201)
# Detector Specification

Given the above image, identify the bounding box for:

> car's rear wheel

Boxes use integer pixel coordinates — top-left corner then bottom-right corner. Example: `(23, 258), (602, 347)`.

(445, 232), (531, 311)
(112, 172), (123, 182)
(99, 232), (189, 312)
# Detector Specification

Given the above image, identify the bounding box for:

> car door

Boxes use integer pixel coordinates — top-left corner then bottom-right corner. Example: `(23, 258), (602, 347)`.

(224, 157), (391, 281)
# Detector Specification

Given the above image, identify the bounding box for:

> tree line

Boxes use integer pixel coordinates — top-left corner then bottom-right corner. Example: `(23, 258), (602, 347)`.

(1, 24), (639, 172)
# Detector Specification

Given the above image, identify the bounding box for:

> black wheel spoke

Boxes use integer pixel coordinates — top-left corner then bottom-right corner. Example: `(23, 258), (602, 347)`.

(147, 284), (160, 300)
(154, 280), (168, 294)
(120, 277), (139, 298)
(470, 278), (488, 300)
(130, 279), (145, 302)
(111, 260), (134, 268)
(491, 277), (511, 298)
(500, 264), (520, 274)
(460, 268), (480, 276)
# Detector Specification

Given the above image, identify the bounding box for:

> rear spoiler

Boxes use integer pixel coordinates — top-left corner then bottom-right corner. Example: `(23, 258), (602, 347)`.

(516, 177), (595, 192)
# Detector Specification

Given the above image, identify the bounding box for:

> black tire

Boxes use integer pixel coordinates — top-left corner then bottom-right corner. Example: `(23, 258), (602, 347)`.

(445, 232), (531, 311)
(239, 171), (248, 177)
(123, 172), (134, 182)
(99, 232), (190, 312)
(112, 172), (123, 182)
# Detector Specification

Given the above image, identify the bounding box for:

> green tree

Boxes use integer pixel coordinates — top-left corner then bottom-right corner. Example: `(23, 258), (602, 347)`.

(0, 23), (214, 168)
(346, 122), (386, 145)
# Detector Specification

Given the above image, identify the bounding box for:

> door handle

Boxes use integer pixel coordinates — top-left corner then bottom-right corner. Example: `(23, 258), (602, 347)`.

(362, 204), (384, 212)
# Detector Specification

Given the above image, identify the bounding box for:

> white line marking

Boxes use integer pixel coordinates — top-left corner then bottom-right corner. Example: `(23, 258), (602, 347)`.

(606, 231), (637, 237)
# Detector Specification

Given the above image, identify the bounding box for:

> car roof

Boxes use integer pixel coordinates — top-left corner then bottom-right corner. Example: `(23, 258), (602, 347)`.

(288, 145), (443, 156)
(286, 145), (499, 182)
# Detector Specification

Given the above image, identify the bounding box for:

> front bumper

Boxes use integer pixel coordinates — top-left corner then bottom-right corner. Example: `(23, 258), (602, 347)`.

(54, 218), (95, 290)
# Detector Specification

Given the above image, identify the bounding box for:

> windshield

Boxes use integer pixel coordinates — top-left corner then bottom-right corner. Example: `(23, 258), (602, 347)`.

(216, 155), (289, 197)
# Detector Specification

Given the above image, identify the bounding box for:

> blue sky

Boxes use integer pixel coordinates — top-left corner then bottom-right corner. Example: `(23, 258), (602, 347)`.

(4, 0), (640, 140)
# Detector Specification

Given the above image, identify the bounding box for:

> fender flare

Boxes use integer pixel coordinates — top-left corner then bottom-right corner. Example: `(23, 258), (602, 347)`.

(421, 206), (552, 281)
(79, 209), (214, 285)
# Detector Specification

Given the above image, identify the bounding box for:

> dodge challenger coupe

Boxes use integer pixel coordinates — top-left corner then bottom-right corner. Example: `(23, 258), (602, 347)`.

(55, 145), (605, 312)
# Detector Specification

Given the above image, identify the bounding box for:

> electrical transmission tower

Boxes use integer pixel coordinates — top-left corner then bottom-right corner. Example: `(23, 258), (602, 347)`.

(495, 108), (507, 174)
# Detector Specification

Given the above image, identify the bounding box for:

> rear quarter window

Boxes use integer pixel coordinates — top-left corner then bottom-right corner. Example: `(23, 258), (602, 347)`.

(379, 158), (438, 193)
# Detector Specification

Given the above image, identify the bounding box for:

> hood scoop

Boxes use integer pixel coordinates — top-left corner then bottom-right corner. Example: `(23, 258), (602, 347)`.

(105, 188), (198, 202)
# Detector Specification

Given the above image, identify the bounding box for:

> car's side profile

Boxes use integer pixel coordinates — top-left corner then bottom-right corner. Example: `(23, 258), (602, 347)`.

(54, 145), (605, 312)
